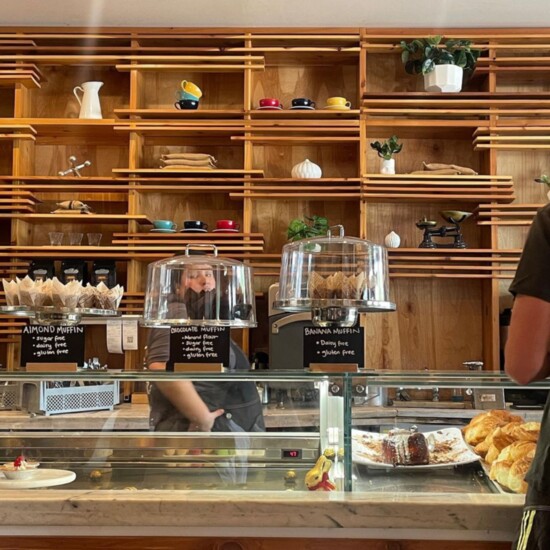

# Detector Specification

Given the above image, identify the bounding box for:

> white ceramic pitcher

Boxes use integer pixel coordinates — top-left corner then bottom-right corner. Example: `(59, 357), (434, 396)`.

(73, 81), (103, 119)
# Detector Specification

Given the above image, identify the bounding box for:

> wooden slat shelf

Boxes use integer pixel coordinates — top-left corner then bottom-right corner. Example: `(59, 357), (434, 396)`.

(364, 119), (480, 139)
(0, 214), (152, 224)
(361, 174), (515, 204)
(113, 168), (264, 178)
(1, 118), (119, 140)
(0, 74), (40, 88)
(231, 136), (359, 144)
(473, 127), (550, 150)
(112, 232), (265, 253)
(229, 178), (361, 200)
(247, 109), (360, 119)
(476, 203), (543, 226)
(114, 109), (245, 119)
(114, 122), (246, 137)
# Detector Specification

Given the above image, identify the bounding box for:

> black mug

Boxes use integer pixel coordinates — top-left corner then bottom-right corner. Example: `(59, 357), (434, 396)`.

(175, 99), (199, 110)
(183, 220), (208, 230)
(291, 97), (315, 108)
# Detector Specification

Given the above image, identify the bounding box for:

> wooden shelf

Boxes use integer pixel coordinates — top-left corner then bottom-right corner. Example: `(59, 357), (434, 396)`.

(364, 119), (479, 139)
(361, 174), (515, 204)
(247, 109), (360, 119)
(114, 109), (245, 119)
(113, 168), (264, 178)
(0, 123), (36, 141)
(387, 249), (521, 279)
(476, 203), (543, 226)
(114, 121), (246, 137)
(0, 214), (152, 224)
(3, 118), (120, 141)
(474, 126), (550, 150)
(229, 178), (361, 200)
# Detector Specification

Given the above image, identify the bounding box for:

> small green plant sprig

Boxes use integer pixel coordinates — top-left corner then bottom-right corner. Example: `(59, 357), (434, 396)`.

(400, 36), (481, 75)
(535, 174), (550, 187)
(370, 135), (403, 160)
(287, 215), (329, 241)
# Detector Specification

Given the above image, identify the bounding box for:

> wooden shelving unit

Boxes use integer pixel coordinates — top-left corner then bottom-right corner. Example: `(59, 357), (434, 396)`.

(0, 27), (545, 374)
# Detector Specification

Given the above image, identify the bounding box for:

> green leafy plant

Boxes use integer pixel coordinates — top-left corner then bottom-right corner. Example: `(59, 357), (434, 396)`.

(370, 135), (403, 160)
(535, 174), (550, 187)
(287, 215), (329, 241)
(400, 36), (481, 75)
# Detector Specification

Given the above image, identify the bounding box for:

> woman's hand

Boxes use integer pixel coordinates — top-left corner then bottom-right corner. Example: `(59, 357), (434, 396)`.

(188, 408), (225, 432)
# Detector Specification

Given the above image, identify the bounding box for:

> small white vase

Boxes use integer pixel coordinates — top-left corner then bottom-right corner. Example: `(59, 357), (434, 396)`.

(546, 189), (550, 201)
(73, 81), (104, 119)
(384, 231), (401, 248)
(380, 158), (395, 175)
(423, 65), (463, 93)
(291, 159), (322, 179)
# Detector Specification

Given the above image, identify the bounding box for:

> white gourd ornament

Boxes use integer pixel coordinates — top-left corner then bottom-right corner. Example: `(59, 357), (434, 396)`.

(291, 159), (322, 179)
(384, 231), (401, 248)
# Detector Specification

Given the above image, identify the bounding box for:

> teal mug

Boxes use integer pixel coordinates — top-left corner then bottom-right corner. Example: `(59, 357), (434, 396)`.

(153, 220), (176, 230)
(176, 90), (200, 102)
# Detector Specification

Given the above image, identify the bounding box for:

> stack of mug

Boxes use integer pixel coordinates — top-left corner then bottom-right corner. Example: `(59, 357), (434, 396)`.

(175, 80), (203, 110)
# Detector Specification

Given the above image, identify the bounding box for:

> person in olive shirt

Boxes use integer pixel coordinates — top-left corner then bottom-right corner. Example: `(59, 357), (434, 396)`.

(147, 265), (264, 434)
(506, 203), (550, 549)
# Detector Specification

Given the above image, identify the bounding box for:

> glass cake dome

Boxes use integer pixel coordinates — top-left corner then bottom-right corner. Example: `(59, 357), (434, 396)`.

(142, 245), (256, 327)
(274, 226), (395, 327)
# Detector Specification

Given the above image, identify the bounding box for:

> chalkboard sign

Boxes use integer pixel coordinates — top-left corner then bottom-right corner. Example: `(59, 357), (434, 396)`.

(21, 325), (85, 366)
(168, 326), (230, 370)
(303, 326), (364, 366)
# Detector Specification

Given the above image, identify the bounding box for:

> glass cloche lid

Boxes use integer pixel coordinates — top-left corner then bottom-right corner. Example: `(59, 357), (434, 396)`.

(142, 244), (256, 328)
(274, 226), (395, 327)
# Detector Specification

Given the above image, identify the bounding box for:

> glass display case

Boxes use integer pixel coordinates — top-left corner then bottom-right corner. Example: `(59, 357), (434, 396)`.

(0, 370), (546, 496)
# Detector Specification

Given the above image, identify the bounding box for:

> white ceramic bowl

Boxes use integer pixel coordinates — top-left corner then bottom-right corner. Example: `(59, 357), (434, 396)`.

(1, 468), (36, 480)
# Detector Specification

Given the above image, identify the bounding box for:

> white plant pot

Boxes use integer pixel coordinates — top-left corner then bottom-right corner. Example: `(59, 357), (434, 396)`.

(423, 65), (463, 93)
(380, 158), (395, 175)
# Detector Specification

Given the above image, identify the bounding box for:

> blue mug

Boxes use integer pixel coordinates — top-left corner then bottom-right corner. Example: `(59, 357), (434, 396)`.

(176, 90), (200, 102)
(153, 220), (176, 230)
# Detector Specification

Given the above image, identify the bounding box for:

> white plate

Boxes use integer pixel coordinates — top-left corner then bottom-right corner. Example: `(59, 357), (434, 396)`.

(323, 105), (351, 111)
(0, 469), (76, 489)
(352, 427), (479, 469)
(213, 228), (239, 233)
(256, 106), (283, 110)
(290, 106), (315, 110)
(180, 228), (207, 233)
(151, 228), (176, 233)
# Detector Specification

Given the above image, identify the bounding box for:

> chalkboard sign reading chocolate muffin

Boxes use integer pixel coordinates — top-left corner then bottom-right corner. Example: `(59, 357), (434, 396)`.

(168, 326), (230, 370)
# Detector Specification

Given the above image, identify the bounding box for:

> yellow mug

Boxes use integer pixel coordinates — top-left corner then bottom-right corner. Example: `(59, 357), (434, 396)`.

(180, 80), (202, 99)
(326, 96), (351, 108)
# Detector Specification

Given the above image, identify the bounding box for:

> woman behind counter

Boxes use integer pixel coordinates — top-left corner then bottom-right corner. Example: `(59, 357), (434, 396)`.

(146, 264), (265, 434)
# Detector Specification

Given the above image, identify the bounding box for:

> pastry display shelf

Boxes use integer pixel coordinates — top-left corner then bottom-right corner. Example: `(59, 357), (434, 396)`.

(114, 109), (245, 120)
(0, 214), (152, 225)
(0, 305), (119, 326)
(229, 178), (361, 200)
(476, 203), (544, 226)
(361, 174), (515, 204)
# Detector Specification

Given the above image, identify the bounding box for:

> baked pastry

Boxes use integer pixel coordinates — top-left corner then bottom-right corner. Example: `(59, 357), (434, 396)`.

(490, 459), (513, 488)
(474, 431), (495, 458)
(463, 410), (523, 446)
(496, 441), (536, 464)
(382, 429), (430, 466)
(485, 422), (525, 464)
(508, 456), (533, 494)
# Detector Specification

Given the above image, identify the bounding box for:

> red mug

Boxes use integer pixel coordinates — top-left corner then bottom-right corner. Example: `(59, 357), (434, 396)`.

(259, 97), (282, 109)
(216, 219), (240, 231)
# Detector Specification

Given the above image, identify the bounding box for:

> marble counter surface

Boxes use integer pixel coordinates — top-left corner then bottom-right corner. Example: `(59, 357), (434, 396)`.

(0, 488), (525, 541)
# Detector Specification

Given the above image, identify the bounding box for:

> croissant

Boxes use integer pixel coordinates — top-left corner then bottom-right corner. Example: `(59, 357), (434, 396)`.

(508, 456), (533, 494)
(513, 422), (541, 443)
(474, 431), (495, 458)
(485, 422), (529, 464)
(497, 441), (536, 463)
(489, 459), (513, 488)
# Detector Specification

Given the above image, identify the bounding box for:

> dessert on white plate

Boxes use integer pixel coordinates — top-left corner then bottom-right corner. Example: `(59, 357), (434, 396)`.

(1, 455), (40, 480)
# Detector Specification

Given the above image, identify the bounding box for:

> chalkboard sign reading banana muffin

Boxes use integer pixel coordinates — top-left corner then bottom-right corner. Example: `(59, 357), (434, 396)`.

(303, 326), (364, 367)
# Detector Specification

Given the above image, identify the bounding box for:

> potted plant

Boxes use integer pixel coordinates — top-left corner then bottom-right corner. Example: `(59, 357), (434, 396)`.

(400, 36), (481, 93)
(535, 174), (550, 200)
(370, 135), (403, 174)
(287, 215), (329, 242)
